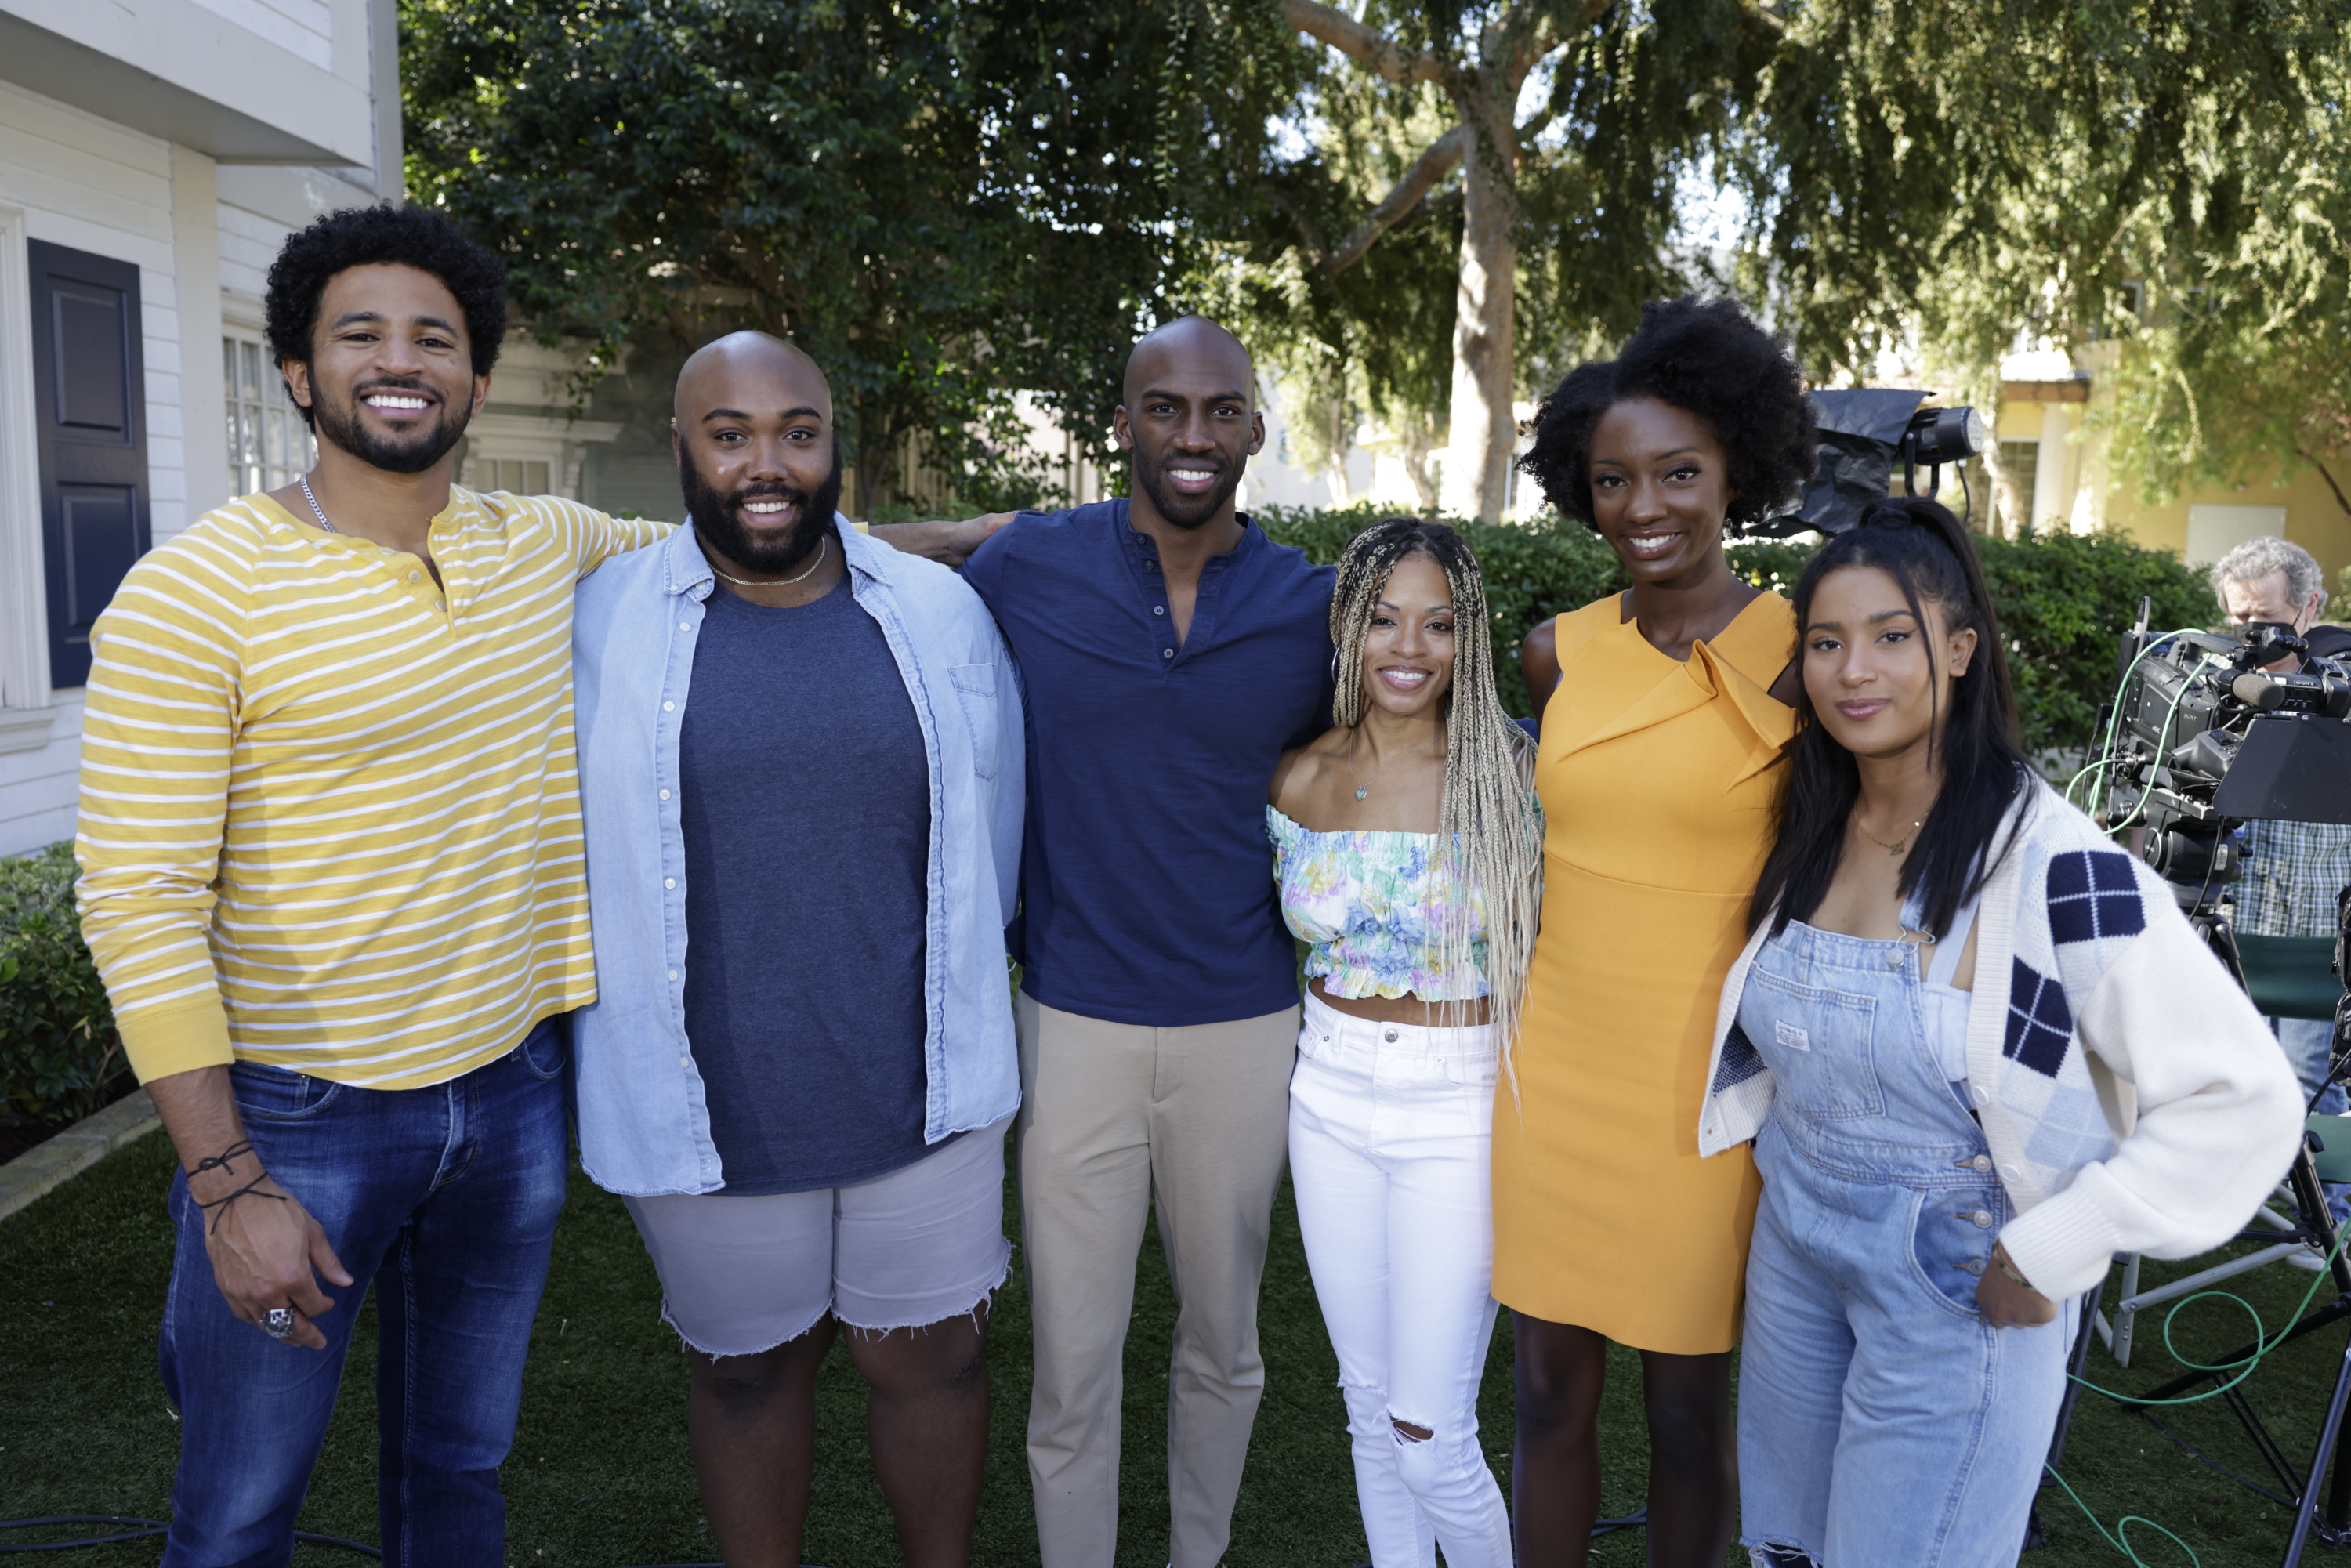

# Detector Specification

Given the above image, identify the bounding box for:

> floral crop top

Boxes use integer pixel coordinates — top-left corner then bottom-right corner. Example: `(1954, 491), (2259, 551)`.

(1268, 804), (1528, 1002)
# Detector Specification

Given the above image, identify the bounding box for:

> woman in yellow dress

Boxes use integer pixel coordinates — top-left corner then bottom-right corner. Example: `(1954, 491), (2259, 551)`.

(1497, 296), (1817, 1566)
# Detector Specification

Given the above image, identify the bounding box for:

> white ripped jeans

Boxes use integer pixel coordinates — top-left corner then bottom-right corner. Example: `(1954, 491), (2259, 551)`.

(1288, 990), (1513, 1568)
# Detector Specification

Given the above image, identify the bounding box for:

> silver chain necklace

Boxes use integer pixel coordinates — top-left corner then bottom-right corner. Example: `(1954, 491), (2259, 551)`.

(709, 534), (828, 590)
(297, 473), (339, 534)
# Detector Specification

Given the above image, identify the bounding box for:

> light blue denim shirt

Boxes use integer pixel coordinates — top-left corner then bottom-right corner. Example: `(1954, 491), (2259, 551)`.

(570, 518), (1024, 1196)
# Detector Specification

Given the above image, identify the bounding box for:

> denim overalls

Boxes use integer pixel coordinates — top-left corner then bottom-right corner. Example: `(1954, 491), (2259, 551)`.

(1734, 893), (2075, 1568)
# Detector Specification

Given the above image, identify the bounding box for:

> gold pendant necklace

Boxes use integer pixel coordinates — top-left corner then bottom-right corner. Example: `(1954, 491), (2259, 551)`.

(1855, 814), (1924, 856)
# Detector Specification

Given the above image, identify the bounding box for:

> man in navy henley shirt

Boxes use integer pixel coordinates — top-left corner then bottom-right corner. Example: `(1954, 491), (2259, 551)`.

(958, 317), (1332, 1568)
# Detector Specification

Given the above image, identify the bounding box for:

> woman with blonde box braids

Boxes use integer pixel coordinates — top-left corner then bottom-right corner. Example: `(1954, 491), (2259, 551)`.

(1267, 517), (1543, 1568)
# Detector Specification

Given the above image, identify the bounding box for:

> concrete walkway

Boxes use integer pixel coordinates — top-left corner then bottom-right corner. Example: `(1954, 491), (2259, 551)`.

(0, 1088), (161, 1223)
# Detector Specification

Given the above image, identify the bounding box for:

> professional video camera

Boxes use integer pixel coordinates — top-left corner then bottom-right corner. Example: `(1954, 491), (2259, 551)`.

(2069, 610), (2351, 1564)
(2095, 603), (2351, 899)
(1751, 389), (1991, 538)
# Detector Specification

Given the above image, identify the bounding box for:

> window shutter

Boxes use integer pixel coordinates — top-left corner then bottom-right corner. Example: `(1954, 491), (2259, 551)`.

(31, 239), (150, 689)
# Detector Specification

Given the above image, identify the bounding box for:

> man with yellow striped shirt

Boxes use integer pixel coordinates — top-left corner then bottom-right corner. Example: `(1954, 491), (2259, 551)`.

(74, 206), (662, 1566)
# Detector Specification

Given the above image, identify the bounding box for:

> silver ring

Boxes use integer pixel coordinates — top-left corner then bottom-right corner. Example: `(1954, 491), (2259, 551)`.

(261, 1306), (298, 1341)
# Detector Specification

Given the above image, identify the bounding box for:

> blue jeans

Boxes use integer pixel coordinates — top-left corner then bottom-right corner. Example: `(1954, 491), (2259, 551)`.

(2273, 1016), (2350, 1226)
(2273, 1016), (2348, 1115)
(158, 1019), (570, 1567)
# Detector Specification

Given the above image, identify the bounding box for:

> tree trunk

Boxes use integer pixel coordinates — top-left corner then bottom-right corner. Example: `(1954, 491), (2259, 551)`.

(1440, 83), (1520, 524)
(1400, 410), (1440, 509)
(1980, 435), (2019, 540)
(851, 410), (900, 516)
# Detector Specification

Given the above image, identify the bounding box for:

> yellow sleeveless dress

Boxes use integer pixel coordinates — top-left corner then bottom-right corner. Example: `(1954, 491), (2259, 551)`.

(1491, 590), (1795, 1355)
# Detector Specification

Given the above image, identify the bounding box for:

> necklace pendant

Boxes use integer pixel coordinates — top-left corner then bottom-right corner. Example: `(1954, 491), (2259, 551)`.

(1888, 839), (1907, 856)
(1354, 786), (1369, 801)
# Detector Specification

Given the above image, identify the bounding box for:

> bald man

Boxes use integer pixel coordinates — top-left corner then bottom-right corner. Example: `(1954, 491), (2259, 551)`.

(569, 332), (1025, 1566)
(959, 317), (1336, 1568)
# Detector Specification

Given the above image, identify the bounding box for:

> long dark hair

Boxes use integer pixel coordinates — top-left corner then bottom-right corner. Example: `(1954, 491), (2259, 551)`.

(1749, 496), (2031, 938)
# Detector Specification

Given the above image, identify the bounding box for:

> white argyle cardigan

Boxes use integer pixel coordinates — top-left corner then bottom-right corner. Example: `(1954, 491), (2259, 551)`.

(1697, 778), (2304, 1302)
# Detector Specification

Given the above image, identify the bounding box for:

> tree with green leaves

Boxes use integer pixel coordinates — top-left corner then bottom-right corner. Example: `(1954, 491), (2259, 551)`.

(1171, 0), (1770, 522)
(1721, 0), (2351, 519)
(1194, 1), (2351, 530)
(403, 1), (1289, 509)
(409, 0), (2351, 530)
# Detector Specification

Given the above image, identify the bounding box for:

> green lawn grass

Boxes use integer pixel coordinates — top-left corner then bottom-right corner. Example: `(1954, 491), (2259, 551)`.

(3, 1129), (2345, 1566)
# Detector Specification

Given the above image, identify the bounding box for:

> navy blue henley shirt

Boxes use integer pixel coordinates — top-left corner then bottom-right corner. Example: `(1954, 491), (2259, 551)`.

(960, 499), (1334, 1026)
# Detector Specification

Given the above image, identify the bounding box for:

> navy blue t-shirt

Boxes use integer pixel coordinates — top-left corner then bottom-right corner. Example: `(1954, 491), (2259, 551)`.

(959, 501), (1334, 1026)
(678, 574), (935, 1193)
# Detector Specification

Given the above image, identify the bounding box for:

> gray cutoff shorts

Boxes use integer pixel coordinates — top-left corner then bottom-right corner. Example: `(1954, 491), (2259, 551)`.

(621, 1115), (1013, 1356)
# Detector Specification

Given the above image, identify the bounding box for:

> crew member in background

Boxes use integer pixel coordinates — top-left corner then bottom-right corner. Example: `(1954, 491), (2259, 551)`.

(571, 332), (1023, 1568)
(74, 206), (664, 1565)
(958, 317), (1335, 1568)
(2212, 538), (2351, 1139)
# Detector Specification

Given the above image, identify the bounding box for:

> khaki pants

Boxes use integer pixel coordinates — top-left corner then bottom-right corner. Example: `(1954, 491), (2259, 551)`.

(1015, 991), (1298, 1568)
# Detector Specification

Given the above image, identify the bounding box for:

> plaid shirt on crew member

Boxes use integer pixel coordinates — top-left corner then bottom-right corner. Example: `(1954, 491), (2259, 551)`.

(2234, 817), (2351, 940)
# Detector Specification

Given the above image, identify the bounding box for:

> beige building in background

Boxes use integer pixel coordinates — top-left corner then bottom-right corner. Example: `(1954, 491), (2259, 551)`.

(1983, 346), (2350, 588)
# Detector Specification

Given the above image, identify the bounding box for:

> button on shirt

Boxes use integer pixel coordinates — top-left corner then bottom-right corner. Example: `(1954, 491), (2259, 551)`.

(959, 500), (1334, 1026)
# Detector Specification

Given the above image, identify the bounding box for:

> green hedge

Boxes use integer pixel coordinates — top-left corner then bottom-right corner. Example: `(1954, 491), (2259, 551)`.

(0, 842), (124, 1130)
(1255, 503), (2215, 757)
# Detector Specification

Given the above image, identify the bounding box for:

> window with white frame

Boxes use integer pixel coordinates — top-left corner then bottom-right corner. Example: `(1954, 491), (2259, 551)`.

(475, 458), (551, 494)
(1996, 438), (2041, 531)
(224, 333), (316, 494)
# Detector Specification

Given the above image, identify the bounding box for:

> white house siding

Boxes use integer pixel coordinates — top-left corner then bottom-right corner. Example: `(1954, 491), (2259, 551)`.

(0, 691), (81, 853)
(218, 196), (291, 302)
(0, 81), (188, 854)
(0, 82), (190, 544)
(186, 0), (336, 71)
(217, 165), (382, 306)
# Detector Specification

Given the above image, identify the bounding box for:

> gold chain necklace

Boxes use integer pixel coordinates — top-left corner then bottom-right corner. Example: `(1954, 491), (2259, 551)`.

(1854, 813), (1924, 856)
(710, 534), (828, 590)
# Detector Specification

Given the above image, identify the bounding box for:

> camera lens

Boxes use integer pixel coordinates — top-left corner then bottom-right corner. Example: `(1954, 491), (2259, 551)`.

(1906, 406), (1988, 465)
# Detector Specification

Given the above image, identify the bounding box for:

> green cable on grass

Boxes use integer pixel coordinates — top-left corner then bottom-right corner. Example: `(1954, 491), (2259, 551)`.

(2067, 1224), (2348, 1407)
(2052, 1226), (2349, 1562)
(2044, 1462), (2202, 1568)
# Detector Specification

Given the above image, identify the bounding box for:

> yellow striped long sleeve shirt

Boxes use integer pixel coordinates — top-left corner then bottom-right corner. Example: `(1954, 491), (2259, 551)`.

(74, 488), (668, 1088)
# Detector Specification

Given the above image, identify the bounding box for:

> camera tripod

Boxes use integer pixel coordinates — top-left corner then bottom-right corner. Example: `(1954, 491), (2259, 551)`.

(2035, 899), (2351, 1565)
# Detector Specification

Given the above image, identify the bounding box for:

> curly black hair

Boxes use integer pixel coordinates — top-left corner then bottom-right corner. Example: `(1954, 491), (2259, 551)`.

(265, 205), (508, 424)
(1516, 295), (1815, 534)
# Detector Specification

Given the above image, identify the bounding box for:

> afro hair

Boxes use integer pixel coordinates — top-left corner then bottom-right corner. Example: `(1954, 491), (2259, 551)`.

(1516, 295), (1815, 534)
(265, 205), (509, 423)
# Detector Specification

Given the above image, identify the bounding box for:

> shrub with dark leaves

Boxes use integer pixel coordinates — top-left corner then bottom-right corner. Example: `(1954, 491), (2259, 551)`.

(1, 842), (125, 1128)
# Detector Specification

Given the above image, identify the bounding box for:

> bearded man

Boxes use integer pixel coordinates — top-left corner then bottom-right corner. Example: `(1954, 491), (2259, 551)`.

(569, 331), (1023, 1568)
(73, 205), (666, 1563)
(957, 316), (1336, 1568)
